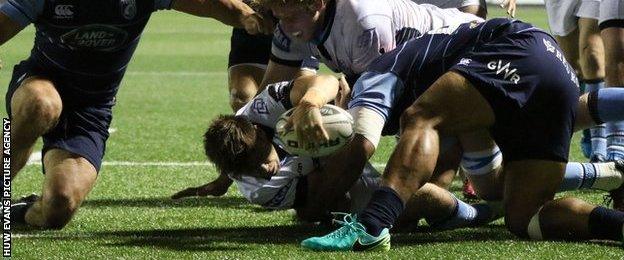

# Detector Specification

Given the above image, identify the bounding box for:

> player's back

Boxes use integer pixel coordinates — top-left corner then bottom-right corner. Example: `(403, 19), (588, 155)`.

(356, 18), (547, 135)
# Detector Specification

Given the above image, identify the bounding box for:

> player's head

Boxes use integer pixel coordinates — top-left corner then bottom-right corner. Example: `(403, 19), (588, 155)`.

(254, 0), (327, 42)
(204, 115), (280, 179)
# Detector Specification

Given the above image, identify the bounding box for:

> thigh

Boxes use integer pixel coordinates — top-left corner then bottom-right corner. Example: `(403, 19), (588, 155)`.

(42, 103), (113, 172)
(554, 33), (581, 74)
(411, 71), (495, 136)
(503, 160), (566, 232)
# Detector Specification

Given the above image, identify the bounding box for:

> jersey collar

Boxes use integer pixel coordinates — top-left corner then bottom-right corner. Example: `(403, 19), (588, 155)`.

(311, 0), (337, 45)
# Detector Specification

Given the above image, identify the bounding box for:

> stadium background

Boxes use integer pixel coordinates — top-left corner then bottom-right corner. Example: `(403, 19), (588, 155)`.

(2, 3), (622, 259)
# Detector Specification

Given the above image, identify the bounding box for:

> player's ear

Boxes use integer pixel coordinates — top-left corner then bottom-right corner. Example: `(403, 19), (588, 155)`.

(310, 0), (324, 12)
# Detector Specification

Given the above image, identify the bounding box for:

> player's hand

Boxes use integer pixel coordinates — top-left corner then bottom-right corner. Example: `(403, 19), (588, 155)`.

(285, 102), (329, 152)
(335, 75), (351, 109)
(241, 12), (274, 35)
(500, 0), (517, 18)
(171, 181), (229, 200)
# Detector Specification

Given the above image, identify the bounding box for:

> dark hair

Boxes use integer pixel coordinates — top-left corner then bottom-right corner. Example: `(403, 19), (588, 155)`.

(203, 115), (270, 175)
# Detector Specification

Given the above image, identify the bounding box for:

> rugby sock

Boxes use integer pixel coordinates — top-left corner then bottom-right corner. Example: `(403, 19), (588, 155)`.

(10, 202), (33, 225)
(428, 195), (494, 230)
(586, 80), (607, 159)
(606, 120), (624, 161)
(560, 162), (623, 191)
(594, 88), (624, 123)
(358, 187), (404, 237)
(588, 206), (624, 241)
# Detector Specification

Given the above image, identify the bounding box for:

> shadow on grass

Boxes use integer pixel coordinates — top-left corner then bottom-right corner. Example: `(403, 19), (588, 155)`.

(14, 223), (622, 251)
(82, 196), (250, 209)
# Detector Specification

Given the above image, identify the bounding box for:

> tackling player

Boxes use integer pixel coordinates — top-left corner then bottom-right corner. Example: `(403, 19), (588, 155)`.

(1, 0), (271, 230)
(289, 18), (624, 251)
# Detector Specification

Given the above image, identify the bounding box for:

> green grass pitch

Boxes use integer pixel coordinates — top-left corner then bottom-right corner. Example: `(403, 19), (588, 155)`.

(1, 5), (622, 259)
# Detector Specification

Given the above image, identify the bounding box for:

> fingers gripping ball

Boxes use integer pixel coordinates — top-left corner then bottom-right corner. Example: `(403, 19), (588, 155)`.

(276, 104), (354, 157)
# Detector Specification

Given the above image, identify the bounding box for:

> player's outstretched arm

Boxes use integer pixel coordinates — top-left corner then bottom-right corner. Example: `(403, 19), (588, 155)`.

(0, 11), (29, 46)
(171, 172), (233, 199)
(172, 0), (273, 34)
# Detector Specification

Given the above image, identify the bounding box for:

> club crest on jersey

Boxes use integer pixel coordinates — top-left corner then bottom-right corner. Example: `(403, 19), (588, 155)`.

(120, 0), (137, 20)
(54, 4), (74, 19)
(61, 25), (128, 51)
(487, 60), (521, 84)
(457, 58), (472, 66)
(251, 98), (269, 115)
(357, 28), (375, 48)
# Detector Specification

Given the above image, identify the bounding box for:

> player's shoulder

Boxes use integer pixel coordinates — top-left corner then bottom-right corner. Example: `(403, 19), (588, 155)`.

(341, 0), (392, 24)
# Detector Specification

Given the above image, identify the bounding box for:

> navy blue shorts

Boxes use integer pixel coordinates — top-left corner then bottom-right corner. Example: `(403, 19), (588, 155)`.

(6, 59), (118, 172)
(452, 30), (580, 163)
(228, 28), (272, 68)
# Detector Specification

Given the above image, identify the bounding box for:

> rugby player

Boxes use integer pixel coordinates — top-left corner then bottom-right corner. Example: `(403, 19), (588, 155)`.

(540, 0), (607, 161)
(0, 0), (272, 229)
(173, 73), (624, 234)
(172, 75), (502, 229)
(288, 18), (624, 251)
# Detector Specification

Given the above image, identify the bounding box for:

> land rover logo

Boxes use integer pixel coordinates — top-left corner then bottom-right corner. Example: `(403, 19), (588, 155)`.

(61, 25), (128, 51)
(120, 0), (137, 20)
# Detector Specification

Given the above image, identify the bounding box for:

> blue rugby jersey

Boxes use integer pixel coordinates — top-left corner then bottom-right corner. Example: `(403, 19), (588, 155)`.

(1, 0), (171, 75)
(348, 18), (548, 135)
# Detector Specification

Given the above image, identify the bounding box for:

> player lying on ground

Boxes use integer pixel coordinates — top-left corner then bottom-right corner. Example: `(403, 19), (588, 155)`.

(172, 75), (496, 228)
(1, 0), (273, 230)
(285, 18), (624, 251)
(173, 72), (624, 233)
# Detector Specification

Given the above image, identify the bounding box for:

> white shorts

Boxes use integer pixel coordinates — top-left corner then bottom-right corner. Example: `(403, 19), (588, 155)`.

(599, 0), (624, 28)
(545, 0), (600, 36)
(413, 0), (482, 8)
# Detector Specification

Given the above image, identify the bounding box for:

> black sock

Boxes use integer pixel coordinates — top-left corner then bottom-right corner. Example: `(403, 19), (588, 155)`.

(358, 187), (405, 236)
(588, 206), (624, 241)
(10, 202), (34, 225)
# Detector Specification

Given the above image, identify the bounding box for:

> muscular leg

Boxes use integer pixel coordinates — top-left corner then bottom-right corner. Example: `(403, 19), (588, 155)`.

(504, 160), (623, 241)
(601, 27), (624, 161)
(8, 77), (62, 178)
(24, 149), (97, 229)
(228, 65), (266, 111)
(357, 72), (495, 236)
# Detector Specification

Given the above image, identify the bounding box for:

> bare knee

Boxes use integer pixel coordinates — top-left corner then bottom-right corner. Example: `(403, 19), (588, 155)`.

(43, 189), (82, 229)
(580, 44), (605, 78)
(400, 105), (440, 131)
(229, 86), (256, 111)
(12, 78), (62, 129)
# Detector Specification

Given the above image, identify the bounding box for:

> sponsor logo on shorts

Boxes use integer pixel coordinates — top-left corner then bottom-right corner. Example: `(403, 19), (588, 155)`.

(54, 5), (74, 19)
(61, 25), (128, 51)
(457, 58), (472, 66)
(543, 38), (579, 86)
(486, 60), (521, 84)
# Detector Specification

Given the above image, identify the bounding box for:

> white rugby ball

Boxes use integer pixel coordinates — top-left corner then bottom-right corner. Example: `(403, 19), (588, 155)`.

(275, 104), (354, 157)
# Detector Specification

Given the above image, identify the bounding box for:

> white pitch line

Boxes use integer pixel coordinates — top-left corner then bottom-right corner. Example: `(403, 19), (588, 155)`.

(26, 160), (387, 168)
(124, 71), (227, 77)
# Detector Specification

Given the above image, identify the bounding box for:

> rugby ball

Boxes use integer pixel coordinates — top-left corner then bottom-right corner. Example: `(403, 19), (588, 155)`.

(275, 104), (354, 157)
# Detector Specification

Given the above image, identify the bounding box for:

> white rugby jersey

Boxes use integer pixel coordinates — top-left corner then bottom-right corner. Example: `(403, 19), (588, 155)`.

(271, 0), (483, 77)
(232, 81), (381, 210)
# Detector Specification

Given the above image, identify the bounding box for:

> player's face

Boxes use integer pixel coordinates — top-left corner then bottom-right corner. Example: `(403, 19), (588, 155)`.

(271, 2), (324, 42)
(243, 134), (280, 179)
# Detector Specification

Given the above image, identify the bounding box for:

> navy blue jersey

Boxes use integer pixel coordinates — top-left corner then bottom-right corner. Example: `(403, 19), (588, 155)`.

(348, 18), (556, 135)
(1, 0), (171, 76)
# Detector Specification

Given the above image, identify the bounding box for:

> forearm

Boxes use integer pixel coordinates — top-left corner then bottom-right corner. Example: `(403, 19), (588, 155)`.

(312, 136), (375, 210)
(172, 0), (253, 27)
(291, 75), (339, 107)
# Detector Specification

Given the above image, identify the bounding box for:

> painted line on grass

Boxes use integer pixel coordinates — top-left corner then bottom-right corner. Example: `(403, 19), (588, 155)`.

(26, 160), (386, 168)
